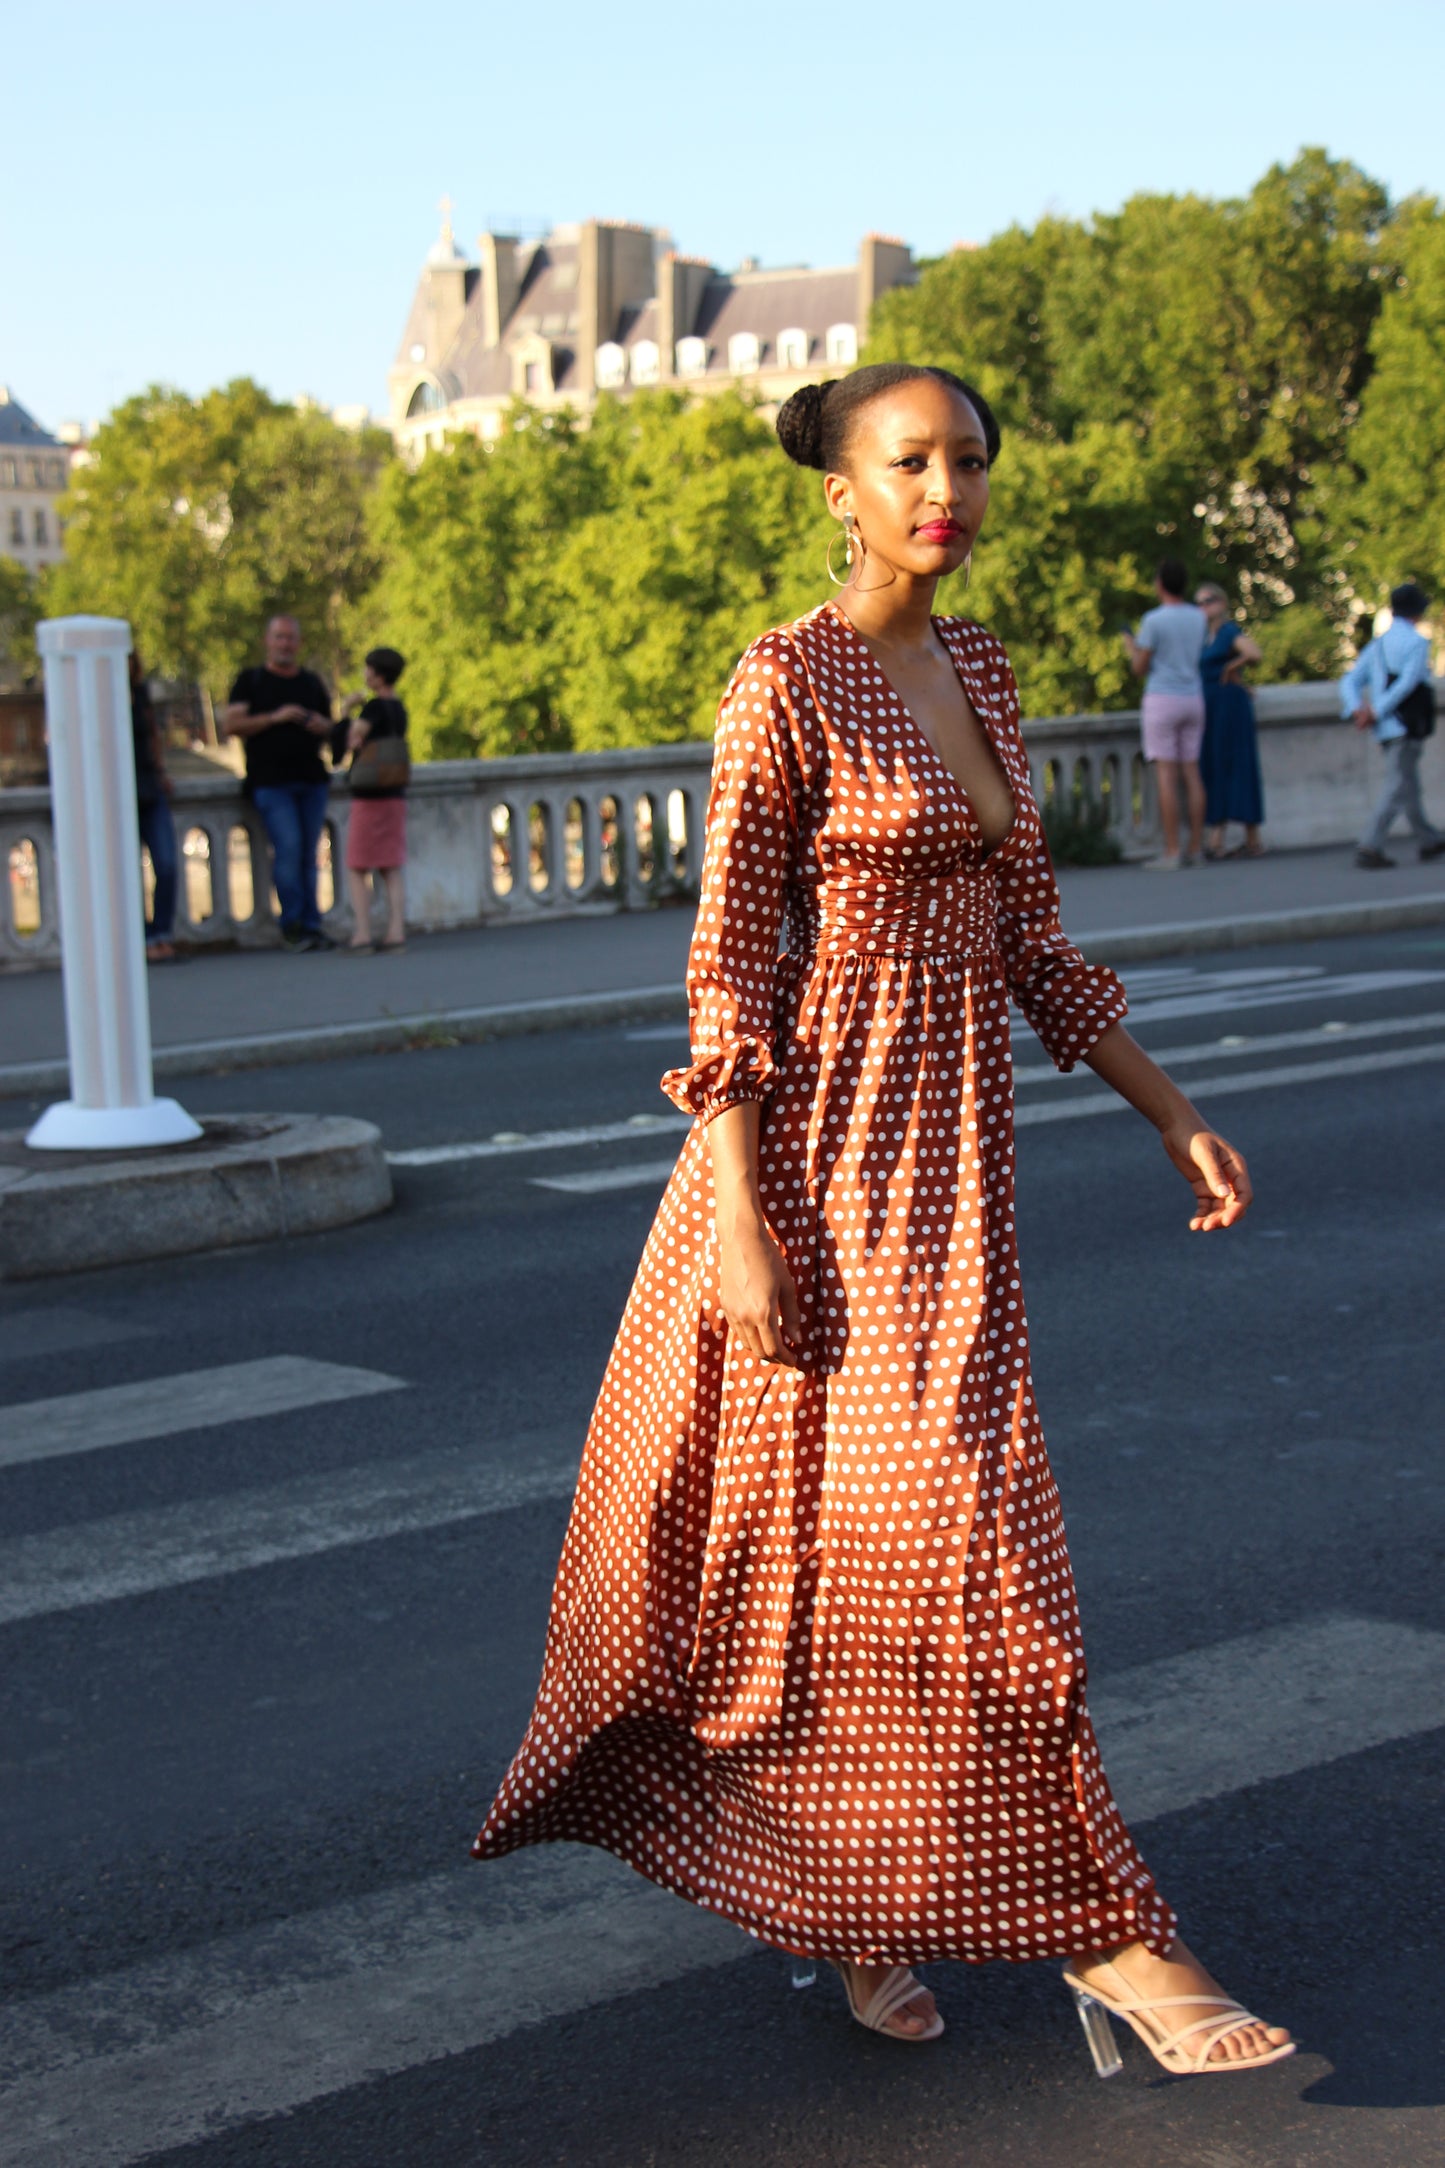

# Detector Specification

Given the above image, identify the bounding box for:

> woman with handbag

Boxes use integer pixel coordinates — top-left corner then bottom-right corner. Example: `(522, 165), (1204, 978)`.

(342, 646), (410, 952)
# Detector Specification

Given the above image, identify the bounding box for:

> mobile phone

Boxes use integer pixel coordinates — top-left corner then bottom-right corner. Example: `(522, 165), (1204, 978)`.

(1119, 623), (1135, 638)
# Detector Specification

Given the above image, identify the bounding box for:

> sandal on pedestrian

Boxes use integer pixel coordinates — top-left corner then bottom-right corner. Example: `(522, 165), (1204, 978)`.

(833, 1961), (944, 2042)
(1061, 1960), (1295, 2078)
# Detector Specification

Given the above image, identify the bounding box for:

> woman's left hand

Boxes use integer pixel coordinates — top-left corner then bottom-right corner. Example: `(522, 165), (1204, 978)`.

(1161, 1124), (1252, 1230)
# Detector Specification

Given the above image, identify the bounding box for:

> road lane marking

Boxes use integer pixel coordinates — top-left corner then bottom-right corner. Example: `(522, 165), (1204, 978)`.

(1092, 1613), (1445, 1823)
(403, 1013), (1445, 1172)
(0, 1852), (748, 2168)
(0, 1443), (580, 1626)
(387, 1113), (689, 1167)
(1014, 1035), (1445, 1127)
(2, 1612), (1439, 2167)
(1011, 1006), (1445, 1088)
(533, 1158), (683, 1194)
(516, 1036), (1445, 1189)
(1122, 966), (1440, 1026)
(0, 1357), (405, 1472)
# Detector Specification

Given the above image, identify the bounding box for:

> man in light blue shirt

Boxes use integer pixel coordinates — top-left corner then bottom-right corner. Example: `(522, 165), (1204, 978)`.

(1340, 582), (1443, 867)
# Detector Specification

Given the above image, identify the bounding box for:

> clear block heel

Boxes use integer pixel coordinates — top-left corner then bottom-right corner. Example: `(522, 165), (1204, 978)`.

(1071, 1986), (1124, 2079)
(790, 1956), (817, 1990)
(1061, 1960), (1295, 2077)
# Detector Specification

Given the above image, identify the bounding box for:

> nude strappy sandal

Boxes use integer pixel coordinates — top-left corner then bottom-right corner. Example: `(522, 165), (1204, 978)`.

(834, 1961), (944, 2042)
(1062, 1959), (1295, 2078)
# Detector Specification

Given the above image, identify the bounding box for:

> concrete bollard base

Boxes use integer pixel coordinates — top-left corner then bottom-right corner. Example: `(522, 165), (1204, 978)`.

(0, 1114), (393, 1280)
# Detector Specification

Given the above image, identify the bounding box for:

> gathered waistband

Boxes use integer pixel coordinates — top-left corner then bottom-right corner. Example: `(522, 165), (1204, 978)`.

(786, 867), (999, 962)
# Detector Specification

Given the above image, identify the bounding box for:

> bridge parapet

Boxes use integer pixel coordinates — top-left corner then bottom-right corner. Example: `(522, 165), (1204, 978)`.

(2, 681), (1434, 963)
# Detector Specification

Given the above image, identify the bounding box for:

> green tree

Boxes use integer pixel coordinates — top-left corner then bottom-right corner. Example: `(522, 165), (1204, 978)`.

(1341, 196), (1445, 609)
(353, 408), (597, 758)
(0, 556), (39, 681)
(49, 381), (390, 697)
(359, 392), (827, 756)
(869, 149), (1392, 699)
(553, 393), (822, 748)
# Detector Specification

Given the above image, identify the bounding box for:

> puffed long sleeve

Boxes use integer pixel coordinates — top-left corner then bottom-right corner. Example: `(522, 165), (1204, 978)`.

(991, 657), (1127, 1073)
(661, 636), (807, 1123)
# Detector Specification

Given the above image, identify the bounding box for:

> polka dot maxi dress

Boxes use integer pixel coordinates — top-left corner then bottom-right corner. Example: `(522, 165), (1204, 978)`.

(475, 603), (1177, 1966)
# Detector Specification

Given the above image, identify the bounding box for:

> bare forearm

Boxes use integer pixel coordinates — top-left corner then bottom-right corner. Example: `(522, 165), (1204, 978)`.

(707, 1101), (767, 1233)
(1083, 1022), (1201, 1133)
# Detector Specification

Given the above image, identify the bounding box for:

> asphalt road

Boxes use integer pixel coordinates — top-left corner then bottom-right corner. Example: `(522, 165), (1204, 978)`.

(1, 925), (1443, 2168)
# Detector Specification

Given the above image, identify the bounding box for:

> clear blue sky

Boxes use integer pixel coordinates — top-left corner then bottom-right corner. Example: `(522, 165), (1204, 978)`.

(6, 0), (1443, 430)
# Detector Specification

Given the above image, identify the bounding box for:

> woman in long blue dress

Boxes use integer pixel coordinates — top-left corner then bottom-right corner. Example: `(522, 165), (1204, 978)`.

(1196, 583), (1264, 858)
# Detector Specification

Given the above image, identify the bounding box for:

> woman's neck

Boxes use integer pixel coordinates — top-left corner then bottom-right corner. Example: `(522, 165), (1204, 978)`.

(837, 570), (941, 652)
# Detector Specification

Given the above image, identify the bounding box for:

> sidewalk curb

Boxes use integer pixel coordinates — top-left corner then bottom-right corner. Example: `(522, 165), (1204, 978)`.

(2, 894), (1443, 1098)
(1074, 891), (1445, 965)
(0, 985), (687, 1100)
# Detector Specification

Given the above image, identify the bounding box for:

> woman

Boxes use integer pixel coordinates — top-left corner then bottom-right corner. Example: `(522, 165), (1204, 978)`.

(475, 365), (1293, 2077)
(1196, 583), (1264, 859)
(130, 650), (178, 962)
(341, 646), (409, 953)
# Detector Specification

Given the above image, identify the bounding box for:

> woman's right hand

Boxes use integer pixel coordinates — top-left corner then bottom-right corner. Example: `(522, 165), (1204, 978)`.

(717, 1213), (806, 1368)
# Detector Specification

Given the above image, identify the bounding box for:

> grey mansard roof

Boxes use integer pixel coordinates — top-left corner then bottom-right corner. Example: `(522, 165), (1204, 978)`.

(0, 390), (59, 448)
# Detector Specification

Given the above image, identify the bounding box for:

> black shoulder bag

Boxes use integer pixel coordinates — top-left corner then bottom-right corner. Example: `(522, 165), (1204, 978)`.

(1383, 659), (1436, 742)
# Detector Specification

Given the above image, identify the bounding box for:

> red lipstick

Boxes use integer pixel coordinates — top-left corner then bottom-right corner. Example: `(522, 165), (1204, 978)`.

(916, 519), (964, 542)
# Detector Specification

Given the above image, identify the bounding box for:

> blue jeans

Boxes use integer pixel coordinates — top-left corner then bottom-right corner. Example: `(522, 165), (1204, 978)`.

(138, 795), (179, 941)
(252, 782), (330, 932)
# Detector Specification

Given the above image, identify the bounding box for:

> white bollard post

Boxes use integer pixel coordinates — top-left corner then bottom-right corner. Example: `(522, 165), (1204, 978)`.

(26, 616), (203, 1151)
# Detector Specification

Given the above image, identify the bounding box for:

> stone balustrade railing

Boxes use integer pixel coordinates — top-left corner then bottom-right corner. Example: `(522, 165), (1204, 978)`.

(2, 680), (1439, 964)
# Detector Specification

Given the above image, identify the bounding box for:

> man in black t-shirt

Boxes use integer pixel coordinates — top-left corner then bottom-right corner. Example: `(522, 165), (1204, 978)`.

(223, 615), (335, 950)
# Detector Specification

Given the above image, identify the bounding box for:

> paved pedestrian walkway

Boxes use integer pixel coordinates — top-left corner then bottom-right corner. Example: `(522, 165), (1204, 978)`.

(4, 847), (1444, 1082)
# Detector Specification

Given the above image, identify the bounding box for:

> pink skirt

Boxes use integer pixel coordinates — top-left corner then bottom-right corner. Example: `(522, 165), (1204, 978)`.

(346, 797), (407, 870)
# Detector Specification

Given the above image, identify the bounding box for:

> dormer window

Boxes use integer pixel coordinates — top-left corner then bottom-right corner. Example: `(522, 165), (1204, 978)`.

(595, 342), (626, 390)
(728, 331), (761, 376)
(406, 379), (445, 417)
(675, 336), (709, 379)
(777, 328), (811, 370)
(825, 323), (858, 365)
(630, 340), (660, 386)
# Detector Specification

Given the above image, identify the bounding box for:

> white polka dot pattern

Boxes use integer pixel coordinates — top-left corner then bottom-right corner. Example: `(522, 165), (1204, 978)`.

(474, 603), (1174, 1968)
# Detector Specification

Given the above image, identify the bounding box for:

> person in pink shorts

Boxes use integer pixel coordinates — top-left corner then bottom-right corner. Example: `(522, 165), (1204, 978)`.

(1124, 560), (1209, 868)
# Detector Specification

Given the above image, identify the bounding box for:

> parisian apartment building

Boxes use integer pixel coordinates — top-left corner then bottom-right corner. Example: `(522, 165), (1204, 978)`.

(389, 211), (916, 458)
(0, 388), (72, 575)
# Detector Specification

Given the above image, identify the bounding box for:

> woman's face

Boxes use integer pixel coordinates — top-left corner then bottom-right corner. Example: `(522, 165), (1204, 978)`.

(823, 378), (989, 585)
(1196, 589), (1227, 630)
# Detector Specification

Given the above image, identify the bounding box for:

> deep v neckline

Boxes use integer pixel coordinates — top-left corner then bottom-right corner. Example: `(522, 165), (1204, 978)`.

(825, 602), (1018, 862)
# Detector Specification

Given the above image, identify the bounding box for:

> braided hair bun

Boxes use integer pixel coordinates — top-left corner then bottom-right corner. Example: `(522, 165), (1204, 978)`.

(775, 380), (836, 470)
(774, 362), (1002, 476)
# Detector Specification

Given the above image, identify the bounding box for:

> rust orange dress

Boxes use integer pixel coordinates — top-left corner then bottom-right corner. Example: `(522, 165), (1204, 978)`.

(475, 603), (1177, 1966)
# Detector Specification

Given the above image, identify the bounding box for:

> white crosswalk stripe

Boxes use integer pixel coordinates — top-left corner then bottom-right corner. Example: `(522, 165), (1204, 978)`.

(527, 1026), (1445, 1190)
(387, 1112), (688, 1168)
(0, 1439), (579, 1625)
(0, 1357), (405, 1472)
(1122, 965), (1441, 1025)
(1014, 1036), (1445, 1128)
(1, 1613), (1440, 2168)
(533, 1157), (683, 1194)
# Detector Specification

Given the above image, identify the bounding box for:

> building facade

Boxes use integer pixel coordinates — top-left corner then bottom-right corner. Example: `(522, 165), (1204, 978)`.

(388, 212), (915, 457)
(0, 389), (69, 575)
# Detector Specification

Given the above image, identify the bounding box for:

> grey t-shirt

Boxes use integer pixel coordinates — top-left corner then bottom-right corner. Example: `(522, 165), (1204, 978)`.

(1137, 603), (1208, 697)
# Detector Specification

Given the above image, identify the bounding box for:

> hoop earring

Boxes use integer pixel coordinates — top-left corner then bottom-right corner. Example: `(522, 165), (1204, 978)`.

(827, 513), (859, 588)
(963, 550), (972, 591)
